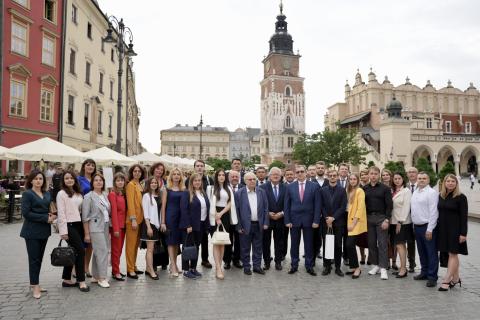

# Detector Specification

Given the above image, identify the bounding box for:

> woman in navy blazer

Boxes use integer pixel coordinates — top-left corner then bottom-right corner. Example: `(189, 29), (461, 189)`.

(20, 170), (55, 299)
(180, 173), (210, 279)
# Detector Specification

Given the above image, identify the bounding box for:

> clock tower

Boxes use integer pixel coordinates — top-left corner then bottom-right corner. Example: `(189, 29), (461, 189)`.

(260, 1), (305, 165)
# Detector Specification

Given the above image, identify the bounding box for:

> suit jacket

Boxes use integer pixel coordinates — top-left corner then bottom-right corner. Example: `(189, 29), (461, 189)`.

(311, 177), (329, 188)
(126, 180), (144, 224)
(82, 191), (111, 233)
(234, 187), (269, 234)
(185, 175), (214, 192)
(320, 184), (348, 225)
(260, 182), (285, 227)
(180, 191), (210, 231)
(20, 189), (52, 239)
(284, 180), (321, 227)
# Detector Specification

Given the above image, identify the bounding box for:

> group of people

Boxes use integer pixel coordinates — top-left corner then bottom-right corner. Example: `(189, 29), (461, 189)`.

(20, 158), (468, 299)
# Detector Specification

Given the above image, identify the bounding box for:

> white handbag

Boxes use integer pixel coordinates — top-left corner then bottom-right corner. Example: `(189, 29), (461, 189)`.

(324, 227), (335, 260)
(211, 223), (231, 245)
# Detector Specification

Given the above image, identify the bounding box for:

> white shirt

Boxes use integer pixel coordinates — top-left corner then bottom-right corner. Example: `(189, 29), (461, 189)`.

(470, 174), (475, 183)
(258, 179), (266, 185)
(142, 193), (160, 228)
(196, 191), (208, 221)
(339, 178), (347, 188)
(410, 185), (439, 232)
(98, 193), (110, 223)
(230, 184), (239, 193)
(215, 188), (229, 207)
(316, 176), (325, 187)
(408, 181), (418, 193)
(247, 188), (258, 221)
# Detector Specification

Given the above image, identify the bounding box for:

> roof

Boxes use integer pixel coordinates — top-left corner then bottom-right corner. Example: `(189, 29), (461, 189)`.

(340, 111), (371, 125)
(163, 124), (229, 133)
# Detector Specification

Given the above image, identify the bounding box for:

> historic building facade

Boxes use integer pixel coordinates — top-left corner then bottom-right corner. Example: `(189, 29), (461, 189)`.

(60, 0), (140, 155)
(229, 127), (261, 160)
(260, 3), (305, 165)
(0, 0), (64, 174)
(324, 69), (480, 175)
(161, 124), (230, 160)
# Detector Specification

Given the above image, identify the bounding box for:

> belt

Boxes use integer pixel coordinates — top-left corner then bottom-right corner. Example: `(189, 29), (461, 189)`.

(414, 223), (428, 227)
(367, 211), (384, 216)
(251, 221), (259, 224)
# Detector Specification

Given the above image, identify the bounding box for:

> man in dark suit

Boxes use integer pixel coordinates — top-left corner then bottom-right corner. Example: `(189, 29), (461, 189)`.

(224, 169), (243, 269)
(256, 166), (268, 186)
(260, 167), (286, 270)
(310, 161), (328, 264)
(321, 169), (348, 276)
(284, 165), (322, 276)
(338, 163), (350, 266)
(235, 172), (269, 275)
(185, 159), (214, 268)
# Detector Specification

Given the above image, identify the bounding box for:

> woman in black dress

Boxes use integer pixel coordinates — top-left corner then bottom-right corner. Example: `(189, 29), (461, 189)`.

(437, 174), (468, 291)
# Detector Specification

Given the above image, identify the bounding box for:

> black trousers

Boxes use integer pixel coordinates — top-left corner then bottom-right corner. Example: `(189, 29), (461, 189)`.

(62, 222), (86, 282)
(25, 238), (48, 285)
(313, 222), (323, 260)
(182, 231), (202, 271)
(322, 221), (344, 269)
(262, 220), (284, 264)
(346, 235), (359, 269)
(201, 232), (209, 262)
(224, 225), (241, 264)
(407, 237), (416, 268)
(282, 226), (290, 258)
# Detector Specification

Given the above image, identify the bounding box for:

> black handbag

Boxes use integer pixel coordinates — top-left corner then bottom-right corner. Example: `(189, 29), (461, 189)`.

(51, 239), (76, 267)
(182, 233), (198, 261)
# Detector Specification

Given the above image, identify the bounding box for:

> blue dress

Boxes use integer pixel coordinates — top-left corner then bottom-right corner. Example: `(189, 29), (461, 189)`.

(165, 189), (183, 245)
(78, 176), (91, 196)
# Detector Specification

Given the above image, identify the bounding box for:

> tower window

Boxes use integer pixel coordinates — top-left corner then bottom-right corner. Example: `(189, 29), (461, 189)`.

(285, 116), (291, 128)
(445, 121), (451, 133)
(285, 86), (291, 97)
(465, 122), (472, 134)
(426, 117), (432, 129)
(287, 137), (294, 148)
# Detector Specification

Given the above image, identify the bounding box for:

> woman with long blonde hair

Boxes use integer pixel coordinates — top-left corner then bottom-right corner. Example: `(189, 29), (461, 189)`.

(160, 167), (185, 277)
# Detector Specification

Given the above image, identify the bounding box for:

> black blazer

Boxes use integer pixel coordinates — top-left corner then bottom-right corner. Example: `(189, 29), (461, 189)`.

(180, 191), (210, 232)
(311, 177), (329, 188)
(320, 184), (348, 225)
(259, 181), (285, 214)
(20, 189), (52, 239)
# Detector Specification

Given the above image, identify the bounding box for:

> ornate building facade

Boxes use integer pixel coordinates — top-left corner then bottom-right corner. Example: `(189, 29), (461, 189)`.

(324, 69), (480, 175)
(260, 3), (305, 164)
(230, 127), (260, 160)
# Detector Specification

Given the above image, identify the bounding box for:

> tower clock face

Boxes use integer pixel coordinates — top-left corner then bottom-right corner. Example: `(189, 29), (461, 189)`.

(266, 61), (271, 71)
(282, 58), (291, 69)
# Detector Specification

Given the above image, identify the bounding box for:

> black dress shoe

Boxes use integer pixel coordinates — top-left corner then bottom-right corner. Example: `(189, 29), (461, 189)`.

(146, 272), (159, 280)
(275, 263), (282, 271)
(288, 268), (298, 274)
(413, 274), (427, 280)
(112, 275), (125, 281)
(233, 261), (243, 269)
(346, 271), (355, 275)
(201, 261), (213, 269)
(127, 273), (139, 279)
(408, 267), (415, 273)
(335, 269), (345, 277)
(78, 285), (90, 292)
(343, 259), (349, 266)
(244, 269), (252, 275)
(263, 263), (270, 271)
(426, 280), (437, 287)
(321, 267), (331, 276)
(224, 263), (231, 270)
(134, 270), (144, 275)
(352, 270), (362, 279)
(306, 269), (317, 276)
(253, 268), (265, 275)
(360, 260), (365, 265)
(395, 272), (408, 278)
(62, 282), (79, 288)
(120, 273), (126, 277)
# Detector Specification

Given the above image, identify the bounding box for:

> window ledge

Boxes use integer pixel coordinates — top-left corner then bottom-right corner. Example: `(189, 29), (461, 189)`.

(39, 119), (54, 125)
(8, 114), (27, 120)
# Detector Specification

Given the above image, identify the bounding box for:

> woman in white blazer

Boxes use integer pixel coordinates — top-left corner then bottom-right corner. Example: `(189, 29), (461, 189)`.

(206, 169), (237, 279)
(390, 173), (414, 279)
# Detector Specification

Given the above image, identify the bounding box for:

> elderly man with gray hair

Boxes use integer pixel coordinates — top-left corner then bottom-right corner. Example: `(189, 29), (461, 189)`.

(260, 167), (287, 270)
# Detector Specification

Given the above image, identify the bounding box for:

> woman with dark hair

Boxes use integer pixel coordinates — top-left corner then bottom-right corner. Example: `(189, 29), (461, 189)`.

(125, 164), (145, 279)
(78, 158), (96, 278)
(390, 172), (413, 279)
(82, 173), (111, 288)
(20, 170), (55, 299)
(56, 170), (89, 292)
(160, 167), (186, 277)
(149, 162), (167, 186)
(381, 168), (397, 270)
(206, 169), (237, 280)
(180, 173), (210, 279)
(437, 174), (468, 291)
(108, 172), (127, 281)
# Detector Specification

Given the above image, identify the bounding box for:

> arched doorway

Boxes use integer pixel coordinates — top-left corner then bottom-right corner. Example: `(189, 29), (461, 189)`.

(460, 146), (479, 175)
(412, 145), (433, 167)
(437, 145), (456, 174)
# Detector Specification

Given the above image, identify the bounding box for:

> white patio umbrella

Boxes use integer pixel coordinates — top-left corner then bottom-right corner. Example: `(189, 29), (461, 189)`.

(84, 147), (136, 166)
(130, 151), (164, 165)
(5, 137), (87, 163)
(0, 146), (11, 160)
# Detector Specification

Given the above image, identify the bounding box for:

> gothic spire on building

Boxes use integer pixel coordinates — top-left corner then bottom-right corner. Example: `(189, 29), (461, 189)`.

(269, 0), (294, 54)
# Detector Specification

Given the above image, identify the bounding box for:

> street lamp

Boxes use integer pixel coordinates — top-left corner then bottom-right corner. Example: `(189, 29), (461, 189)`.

(103, 16), (137, 154)
(199, 115), (203, 160)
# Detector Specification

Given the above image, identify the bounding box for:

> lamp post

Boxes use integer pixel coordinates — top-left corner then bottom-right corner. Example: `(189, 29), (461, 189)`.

(103, 17), (137, 154)
(199, 115), (203, 160)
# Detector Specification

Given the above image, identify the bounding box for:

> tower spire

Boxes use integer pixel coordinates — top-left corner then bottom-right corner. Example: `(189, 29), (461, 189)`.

(280, 0), (283, 15)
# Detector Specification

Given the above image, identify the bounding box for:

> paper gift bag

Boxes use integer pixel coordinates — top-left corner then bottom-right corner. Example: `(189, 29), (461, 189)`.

(324, 227), (335, 260)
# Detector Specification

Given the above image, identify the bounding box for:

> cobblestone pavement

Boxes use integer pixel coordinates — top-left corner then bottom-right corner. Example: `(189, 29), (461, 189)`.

(460, 178), (480, 215)
(0, 221), (479, 320)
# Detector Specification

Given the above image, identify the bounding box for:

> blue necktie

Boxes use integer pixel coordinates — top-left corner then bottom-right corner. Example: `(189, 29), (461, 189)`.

(274, 185), (278, 201)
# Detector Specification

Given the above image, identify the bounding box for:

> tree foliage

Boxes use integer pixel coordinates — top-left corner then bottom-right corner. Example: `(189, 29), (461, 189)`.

(367, 161), (376, 168)
(384, 161), (407, 181)
(438, 161), (456, 183)
(205, 157), (231, 172)
(268, 160), (286, 170)
(415, 157), (438, 187)
(292, 129), (369, 167)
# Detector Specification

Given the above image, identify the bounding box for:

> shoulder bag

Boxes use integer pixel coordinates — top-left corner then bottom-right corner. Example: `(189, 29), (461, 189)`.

(51, 239), (76, 267)
(211, 223), (231, 245)
(182, 232), (198, 261)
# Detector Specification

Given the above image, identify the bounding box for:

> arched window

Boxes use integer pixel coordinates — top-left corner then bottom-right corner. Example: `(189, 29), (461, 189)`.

(285, 86), (291, 97)
(285, 116), (291, 128)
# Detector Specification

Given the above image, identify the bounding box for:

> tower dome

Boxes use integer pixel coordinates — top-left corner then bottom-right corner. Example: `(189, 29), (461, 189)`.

(269, 1), (294, 55)
(386, 95), (403, 118)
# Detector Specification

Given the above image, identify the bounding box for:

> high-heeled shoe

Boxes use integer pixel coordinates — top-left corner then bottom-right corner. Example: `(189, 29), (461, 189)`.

(450, 279), (462, 288)
(352, 270), (362, 279)
(438, 282), (451, 291)
(216, 271), (224, 280)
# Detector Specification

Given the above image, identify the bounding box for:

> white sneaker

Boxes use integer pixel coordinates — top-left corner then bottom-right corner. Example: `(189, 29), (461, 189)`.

(380, 268), (388, 280)
(368, 265), (380, 275)
(98, 280), (110, 288)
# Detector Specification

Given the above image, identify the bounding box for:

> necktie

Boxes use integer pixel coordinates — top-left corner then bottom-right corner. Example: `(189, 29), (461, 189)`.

(411, 184), (415, 193)
(299, 182), (305, 202)
(274, 185), (278, 201)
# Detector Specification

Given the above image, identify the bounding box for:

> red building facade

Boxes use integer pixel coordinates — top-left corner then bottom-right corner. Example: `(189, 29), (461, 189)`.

(1, 0), (63, 174)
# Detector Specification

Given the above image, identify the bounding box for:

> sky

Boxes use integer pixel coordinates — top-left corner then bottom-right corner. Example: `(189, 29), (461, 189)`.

(100, 0), (480, 154)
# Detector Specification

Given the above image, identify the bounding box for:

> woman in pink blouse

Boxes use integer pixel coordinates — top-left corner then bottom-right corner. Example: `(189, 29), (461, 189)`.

(56, 170), (89, 292)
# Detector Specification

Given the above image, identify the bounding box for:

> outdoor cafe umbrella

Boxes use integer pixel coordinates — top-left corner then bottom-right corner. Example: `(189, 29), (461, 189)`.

(130, 151), (164, 165)
(84, 147), (136, 166)
(5, 137), (87, 163)
(0, 146), (11, 160)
